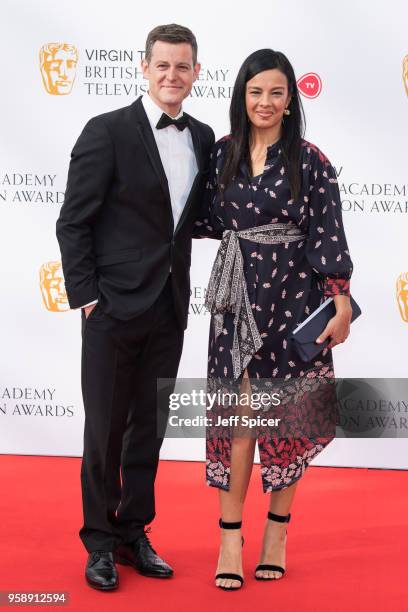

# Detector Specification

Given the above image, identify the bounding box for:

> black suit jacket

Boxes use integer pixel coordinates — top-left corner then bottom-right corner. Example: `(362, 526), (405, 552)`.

(56, 97), (215, 329)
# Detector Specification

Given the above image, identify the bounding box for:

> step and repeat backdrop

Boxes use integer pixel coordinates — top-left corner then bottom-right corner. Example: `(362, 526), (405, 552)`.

(1, 0), (407, 468)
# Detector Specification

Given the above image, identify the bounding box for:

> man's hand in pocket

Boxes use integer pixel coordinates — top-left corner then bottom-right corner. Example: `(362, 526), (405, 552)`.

(84, 303), (97, 319)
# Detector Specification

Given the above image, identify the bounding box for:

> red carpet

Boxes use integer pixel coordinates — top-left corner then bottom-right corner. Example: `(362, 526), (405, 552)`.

(0, 456), (407, 611)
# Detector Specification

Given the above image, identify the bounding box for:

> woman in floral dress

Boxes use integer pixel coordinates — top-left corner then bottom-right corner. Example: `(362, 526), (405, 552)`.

(194, 49), (353, 590)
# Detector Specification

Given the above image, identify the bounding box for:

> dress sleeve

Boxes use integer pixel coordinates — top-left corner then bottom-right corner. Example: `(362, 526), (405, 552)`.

(193, 142), (225, 240)
(305, 147), (353, 297)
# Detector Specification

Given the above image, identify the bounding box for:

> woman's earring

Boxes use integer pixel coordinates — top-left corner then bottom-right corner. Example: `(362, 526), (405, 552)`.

(283, 108), (291, 116)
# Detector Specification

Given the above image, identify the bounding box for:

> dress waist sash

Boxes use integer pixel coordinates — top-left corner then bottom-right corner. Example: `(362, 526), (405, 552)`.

(204, 223), (307, 379)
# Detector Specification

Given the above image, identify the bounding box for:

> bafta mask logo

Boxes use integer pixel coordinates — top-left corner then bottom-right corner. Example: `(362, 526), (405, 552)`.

(396, 272), (408, 322)
(403, 55), (408, 97)
(39, 43), (78, 95)
(40, 261), (69, 312)
(297, 72), (322, 99)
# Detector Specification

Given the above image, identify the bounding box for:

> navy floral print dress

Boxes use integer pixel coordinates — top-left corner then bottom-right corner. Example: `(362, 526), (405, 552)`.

(194, 136), (353, 492)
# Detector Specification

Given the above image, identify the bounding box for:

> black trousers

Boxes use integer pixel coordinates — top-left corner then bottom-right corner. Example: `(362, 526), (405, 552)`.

(79, 277), (184, 552)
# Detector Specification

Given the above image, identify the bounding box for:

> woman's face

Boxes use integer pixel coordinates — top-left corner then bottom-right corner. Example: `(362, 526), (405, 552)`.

(245, 69), (291, 132)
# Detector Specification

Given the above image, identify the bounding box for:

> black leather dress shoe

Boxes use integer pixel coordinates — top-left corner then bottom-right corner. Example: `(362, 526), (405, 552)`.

(85, 552), (119, 590)
(114, 532), (173, 578)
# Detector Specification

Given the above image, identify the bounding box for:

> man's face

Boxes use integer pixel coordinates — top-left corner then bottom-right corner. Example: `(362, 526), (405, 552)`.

(40, 45), (78, 95)
(142, 41), (200, 115)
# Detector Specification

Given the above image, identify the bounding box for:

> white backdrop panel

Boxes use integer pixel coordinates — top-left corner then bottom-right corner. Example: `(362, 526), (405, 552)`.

(1, 0), (407, 468)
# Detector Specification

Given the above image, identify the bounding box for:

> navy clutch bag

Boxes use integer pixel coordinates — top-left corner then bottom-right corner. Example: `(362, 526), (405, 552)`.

(290, 295), (362, 362)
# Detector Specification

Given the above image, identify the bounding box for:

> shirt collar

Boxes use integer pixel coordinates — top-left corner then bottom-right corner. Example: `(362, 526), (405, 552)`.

(142, 93), (184, 130)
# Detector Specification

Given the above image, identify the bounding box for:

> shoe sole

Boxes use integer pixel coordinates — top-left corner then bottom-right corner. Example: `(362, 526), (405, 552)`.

(85, 577), (119, 591)
(114, 555), (173, 578)
(217, 586), (243, 591)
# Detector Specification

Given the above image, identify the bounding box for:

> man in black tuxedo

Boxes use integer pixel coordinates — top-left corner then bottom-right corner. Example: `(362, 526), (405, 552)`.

(56, 24), (214, 590)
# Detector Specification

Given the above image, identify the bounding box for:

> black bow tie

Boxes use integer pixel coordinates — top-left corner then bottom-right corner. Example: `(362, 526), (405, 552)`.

(156, 113), (188, 131)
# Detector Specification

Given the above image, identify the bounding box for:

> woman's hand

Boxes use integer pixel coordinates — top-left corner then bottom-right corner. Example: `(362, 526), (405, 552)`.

(316, 295), (352, 349)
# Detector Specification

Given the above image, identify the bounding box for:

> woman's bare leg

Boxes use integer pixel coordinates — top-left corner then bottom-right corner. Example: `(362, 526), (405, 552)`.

(255, 481), (299, 579)
(215, 371), (256, 589)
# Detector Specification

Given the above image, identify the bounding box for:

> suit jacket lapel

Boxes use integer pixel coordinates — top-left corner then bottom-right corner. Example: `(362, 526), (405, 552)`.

(187, 115), (204, 172)
(132, 98), (172, 205)
(131, 98), (205, 235)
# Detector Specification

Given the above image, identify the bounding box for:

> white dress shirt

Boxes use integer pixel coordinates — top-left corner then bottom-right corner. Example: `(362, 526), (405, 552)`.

(81, 93), (198, 309)
(141, 93), (198, 229)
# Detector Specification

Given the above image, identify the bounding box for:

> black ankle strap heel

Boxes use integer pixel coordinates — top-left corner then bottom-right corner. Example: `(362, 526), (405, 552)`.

(267, 511), (291, 523)
(219, 519), (242, 529)
(215, 519), (244, 590)
(255, 511), (291, 581)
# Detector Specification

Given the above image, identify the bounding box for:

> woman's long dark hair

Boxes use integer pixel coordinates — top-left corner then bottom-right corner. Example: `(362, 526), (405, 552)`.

(220, 49), (306, 200)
